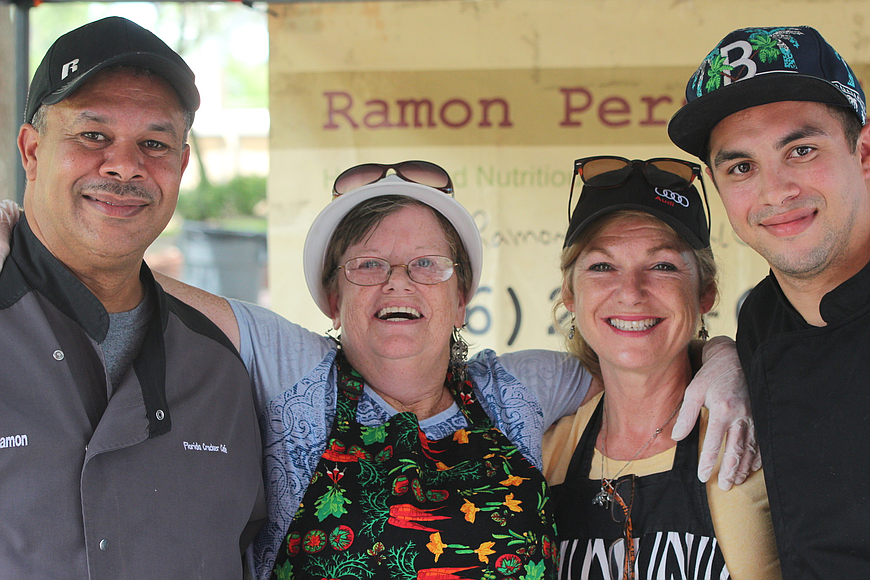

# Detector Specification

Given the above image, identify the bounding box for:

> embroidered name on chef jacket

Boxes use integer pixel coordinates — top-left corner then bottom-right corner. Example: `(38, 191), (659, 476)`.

(183, 441), (228, 454)
(0, 434), (29, 450)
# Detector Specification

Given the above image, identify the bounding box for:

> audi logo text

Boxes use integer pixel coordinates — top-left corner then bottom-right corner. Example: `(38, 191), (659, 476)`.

(654, 187), (689, 207)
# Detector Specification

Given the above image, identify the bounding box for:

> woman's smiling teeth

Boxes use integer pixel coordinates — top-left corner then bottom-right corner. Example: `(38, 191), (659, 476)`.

(377, 306), (422, 321)
(608, 317), (661, 331)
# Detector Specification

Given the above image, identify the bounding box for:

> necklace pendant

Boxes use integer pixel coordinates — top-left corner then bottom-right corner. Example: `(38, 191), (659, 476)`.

(592, 486), (612, 508)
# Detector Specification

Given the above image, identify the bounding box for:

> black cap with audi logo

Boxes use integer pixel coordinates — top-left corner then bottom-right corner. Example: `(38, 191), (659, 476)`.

(24, 16), (200, 125)
(564, 166), (710, 250)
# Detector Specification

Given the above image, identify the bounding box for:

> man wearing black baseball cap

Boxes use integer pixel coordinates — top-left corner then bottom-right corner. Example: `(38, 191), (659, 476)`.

(0, 17), (265, 578)
(670, 26), (870, 578)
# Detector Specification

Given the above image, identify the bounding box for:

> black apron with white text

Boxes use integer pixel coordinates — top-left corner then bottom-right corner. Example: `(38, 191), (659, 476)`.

(550, 400), (728, 579)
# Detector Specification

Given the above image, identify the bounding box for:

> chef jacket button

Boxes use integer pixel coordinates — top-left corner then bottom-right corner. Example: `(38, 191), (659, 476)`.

(53, 350), (64, 361)
(99, 539), (108, 551)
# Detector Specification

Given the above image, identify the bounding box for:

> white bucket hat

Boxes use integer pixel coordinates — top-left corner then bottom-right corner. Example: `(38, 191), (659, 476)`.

(303, 175), (483, 316)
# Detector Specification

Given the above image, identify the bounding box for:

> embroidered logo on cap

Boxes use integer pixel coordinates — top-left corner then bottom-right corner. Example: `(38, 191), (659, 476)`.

(832, 81), (866, 122)
(61, 59), (79, 80)
(690, 28), (807, 97)
(682, 26), (866, 128)
(654, 187), (689, 208)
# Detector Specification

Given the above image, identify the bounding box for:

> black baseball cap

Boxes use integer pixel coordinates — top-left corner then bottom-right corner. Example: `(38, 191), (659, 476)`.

(25, 16), (200, 124)
(564, 166), (710, 250)
(669, 26), (866, 158)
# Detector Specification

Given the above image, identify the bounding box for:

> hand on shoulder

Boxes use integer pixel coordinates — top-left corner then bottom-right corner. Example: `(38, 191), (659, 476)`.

(0, 200), (22, 270)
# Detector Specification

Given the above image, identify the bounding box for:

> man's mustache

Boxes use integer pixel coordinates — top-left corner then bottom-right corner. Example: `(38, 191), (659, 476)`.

(749, 197), (818, 227)
(80, 180), (157, 202)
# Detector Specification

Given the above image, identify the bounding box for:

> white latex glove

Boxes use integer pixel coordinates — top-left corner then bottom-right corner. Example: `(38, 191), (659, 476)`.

(671, 335), (761, 491)
(0, 200), (21, 271)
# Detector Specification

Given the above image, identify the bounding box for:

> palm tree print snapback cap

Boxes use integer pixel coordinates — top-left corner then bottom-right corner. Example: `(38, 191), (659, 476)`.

(668, 26), (867, 158)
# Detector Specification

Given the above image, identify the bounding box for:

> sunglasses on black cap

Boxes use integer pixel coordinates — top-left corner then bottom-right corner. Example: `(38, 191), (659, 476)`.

(568, 156), (711, 235)
(332, 160), (454, 197)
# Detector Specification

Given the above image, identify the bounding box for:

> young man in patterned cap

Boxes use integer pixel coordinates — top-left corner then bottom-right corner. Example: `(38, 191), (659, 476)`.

(0, 17), (265, 578)
(669, 26), (870, 578)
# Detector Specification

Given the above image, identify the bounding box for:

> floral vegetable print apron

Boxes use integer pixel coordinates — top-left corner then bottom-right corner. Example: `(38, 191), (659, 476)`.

(271, 352), (558, 580)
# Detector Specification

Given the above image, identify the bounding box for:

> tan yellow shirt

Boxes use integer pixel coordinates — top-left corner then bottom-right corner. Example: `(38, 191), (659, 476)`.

(543, 393), (782, 580)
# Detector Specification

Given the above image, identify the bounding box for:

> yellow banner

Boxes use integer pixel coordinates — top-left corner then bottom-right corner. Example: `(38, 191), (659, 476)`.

(267, 0), (870, 354)
(272, 67), (695, 148)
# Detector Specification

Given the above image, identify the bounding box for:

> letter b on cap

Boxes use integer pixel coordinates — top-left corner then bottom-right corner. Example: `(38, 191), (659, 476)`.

(719, 40), (756, 87)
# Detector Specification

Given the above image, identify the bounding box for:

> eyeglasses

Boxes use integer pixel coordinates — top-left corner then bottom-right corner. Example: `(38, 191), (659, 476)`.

(605, 475), (637, 580)
(337, 255), (457, 286)
(569, 156), (711, 233)
(332, 160), (454, 197)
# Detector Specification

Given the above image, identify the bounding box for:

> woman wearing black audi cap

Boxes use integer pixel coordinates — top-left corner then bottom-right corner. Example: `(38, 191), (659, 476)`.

(543, 157), (781, 580)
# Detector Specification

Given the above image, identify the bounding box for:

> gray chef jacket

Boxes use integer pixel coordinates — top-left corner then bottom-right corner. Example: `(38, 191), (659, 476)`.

(0, 217), (266, 579)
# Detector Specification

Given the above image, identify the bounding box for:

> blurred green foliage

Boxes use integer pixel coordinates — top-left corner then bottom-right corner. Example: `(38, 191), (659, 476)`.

(225, 57), (268, 108)
(177, 175), (266, 222)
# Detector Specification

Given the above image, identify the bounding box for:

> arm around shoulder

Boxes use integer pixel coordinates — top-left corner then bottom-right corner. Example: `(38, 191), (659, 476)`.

(493, 349), (593, 429)
(153, 271), (240, 350)
(704, 414), (782, 580)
